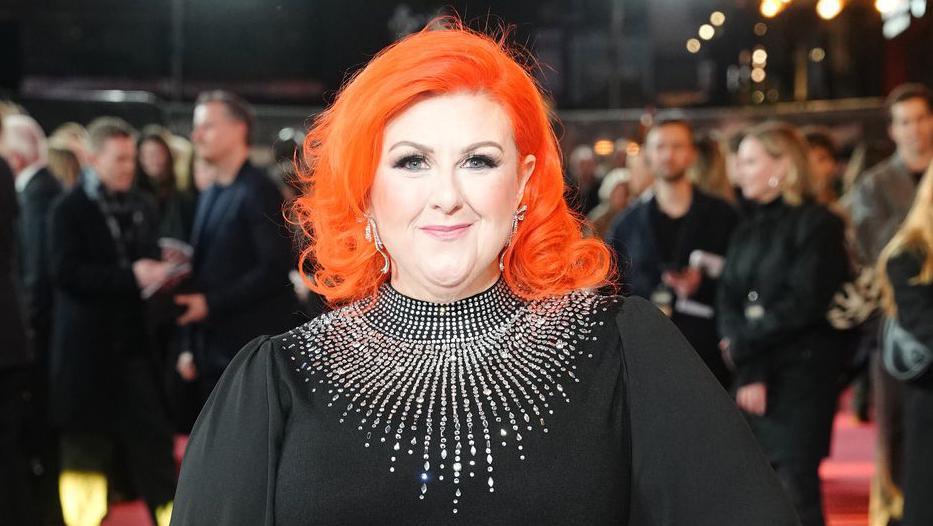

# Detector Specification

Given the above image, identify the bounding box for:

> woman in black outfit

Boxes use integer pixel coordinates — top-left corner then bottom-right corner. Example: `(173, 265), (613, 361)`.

(170, 23), (798, 525)
(879, 165), (933, 526)
(719, 122), (850, 526)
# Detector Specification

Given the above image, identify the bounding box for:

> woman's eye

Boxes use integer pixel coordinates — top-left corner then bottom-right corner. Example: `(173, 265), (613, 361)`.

(394, 155), (428, 170)
(463, 155), (499, 169)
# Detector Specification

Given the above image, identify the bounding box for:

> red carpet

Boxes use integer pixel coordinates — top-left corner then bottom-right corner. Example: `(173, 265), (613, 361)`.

(822, 413), (874, 526)
(102, 415), (875, 525)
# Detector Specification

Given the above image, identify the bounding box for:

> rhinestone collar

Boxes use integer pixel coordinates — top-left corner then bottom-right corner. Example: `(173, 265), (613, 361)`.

(363, 279), (524, 342)
(286, 282), (615, 514)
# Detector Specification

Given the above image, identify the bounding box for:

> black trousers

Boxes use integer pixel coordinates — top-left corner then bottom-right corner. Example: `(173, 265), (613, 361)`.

(902, 383), (933, 526)
(61, 356), (177, 518)
(0, 366), (32, 526)
(773, 459), (825, 526)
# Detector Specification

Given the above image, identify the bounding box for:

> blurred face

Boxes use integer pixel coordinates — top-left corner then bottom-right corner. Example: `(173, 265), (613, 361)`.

(609, 182), (630, 210)
(192, 156), (217, 191)
(91, 136), (136, 193)
(192, 102), (246, 163)
(736, 136), (786, 203)
(890, 98), (933, 156)
(370, 93), (535, 300)
(808, 145), (837, 194)
(645, 124), (696, 182)
(139, 139), (171, 181)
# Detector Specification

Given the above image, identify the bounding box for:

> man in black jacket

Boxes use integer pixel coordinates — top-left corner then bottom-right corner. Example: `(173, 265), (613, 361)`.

(174, 91), (299, 417)
(48, 117), (176, 526)
(0, 148), (32, 526)
(607, 118), (738, 387)
(3, 112), (64, 526)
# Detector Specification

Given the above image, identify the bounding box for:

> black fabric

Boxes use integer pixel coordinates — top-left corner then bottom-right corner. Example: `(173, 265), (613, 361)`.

(47, 184), (161, 430)
(0, 366), (31, 526)
(185, 161), (301, 380)
(886, 249), (933, 525)
(0, 158), (29, 369)
(171, 295), (798, 525)
(606, 188), (738, 387)
(648, 201), (687, 267)
(14, 167), (62, 369)
(772, 460), (825, 526)
(718, 198), (849, 464)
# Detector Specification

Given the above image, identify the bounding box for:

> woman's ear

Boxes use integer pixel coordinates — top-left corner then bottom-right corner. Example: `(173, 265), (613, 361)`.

(516, 154), (536, 207)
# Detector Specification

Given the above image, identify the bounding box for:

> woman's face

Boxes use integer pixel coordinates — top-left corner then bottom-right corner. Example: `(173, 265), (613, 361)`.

(736, 136), (785, 203)
(370, 93), (535, 302)
(140, 140), (170, 181)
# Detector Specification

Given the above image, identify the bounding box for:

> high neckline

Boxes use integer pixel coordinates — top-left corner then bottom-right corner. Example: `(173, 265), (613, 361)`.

(362, 278), (524, 341)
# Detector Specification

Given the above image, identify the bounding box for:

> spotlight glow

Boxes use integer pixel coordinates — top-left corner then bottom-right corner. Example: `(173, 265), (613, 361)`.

(687, 38), (702, 53)
(816, 0), (844, 19)
(698, 24), (716, 40)
(710, 11), (726, 26)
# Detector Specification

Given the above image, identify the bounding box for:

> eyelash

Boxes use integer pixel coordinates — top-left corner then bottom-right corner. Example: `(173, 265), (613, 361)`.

(391, 154), (501, 171)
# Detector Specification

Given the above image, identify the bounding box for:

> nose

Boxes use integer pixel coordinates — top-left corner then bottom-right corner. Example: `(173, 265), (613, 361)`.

(428, 165), (464, 215)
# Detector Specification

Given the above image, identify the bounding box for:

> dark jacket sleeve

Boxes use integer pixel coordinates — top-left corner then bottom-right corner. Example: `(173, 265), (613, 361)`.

(887, 251), (933, 353)
(171, 336), (290, 525)
(19, 180), (60, 330)
(204, 177), (293, 316)
(48, 195), (139, 296)
(618, 297), (799, 525)
(729, 210), (848, 364)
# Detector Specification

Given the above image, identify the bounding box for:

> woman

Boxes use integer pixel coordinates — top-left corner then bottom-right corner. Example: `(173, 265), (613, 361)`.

(136, 130), (196, 241)
(171, 22), (797, 525)
(718, 122), (850, 526)
(587, 167), (631, 239)
(879, 165), (933, 526)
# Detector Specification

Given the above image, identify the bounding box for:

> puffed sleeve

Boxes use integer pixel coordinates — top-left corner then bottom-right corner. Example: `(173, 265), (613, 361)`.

(617, 297), (799, 525)
(170, 335), (291, 525)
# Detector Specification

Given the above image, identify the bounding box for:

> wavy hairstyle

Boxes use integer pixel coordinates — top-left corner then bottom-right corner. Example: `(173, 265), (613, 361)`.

(292, 20), (613, 306)
(879, 163), (933, 316)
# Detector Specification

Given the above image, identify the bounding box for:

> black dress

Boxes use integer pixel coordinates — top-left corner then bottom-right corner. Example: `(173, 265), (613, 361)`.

(171, 281), (798, 525)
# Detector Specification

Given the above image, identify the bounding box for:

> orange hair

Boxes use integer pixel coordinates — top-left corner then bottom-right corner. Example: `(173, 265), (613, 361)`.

(292, 19), (613, 306)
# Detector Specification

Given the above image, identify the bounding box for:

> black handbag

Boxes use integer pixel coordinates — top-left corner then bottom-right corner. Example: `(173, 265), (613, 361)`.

(882, 316), (933, 382)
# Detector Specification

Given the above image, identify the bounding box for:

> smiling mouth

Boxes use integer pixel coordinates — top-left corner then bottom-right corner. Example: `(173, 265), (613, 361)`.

(420, 224), (472, 240)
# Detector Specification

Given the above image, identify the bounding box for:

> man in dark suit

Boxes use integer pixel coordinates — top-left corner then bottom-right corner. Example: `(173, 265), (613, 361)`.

(607, 118), (738, 387)
(3, 113), (64, 526)
(175, 91), (299, 415)
(48, 117), (176, 526)
(0, 143), (32, 526)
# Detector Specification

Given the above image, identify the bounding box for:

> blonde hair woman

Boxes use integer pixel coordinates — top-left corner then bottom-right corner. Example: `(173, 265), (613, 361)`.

(878, 164), (933, 526)
(718, 121), (851, 526)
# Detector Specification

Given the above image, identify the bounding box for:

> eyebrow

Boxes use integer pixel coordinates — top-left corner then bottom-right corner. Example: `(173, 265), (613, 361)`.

(387, 140), (504, 154)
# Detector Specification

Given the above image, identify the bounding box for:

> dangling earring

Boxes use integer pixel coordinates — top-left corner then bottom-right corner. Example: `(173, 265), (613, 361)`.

(364, 215), (390, 275)
(499, 204), (528, 272)
(768, 176), (780, 188)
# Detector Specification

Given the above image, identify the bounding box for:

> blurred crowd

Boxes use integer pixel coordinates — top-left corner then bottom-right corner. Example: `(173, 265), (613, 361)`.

(0, 82), (931, 526)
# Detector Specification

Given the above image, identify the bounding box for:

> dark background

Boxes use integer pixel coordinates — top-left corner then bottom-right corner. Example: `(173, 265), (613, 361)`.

(1, 0), (930, 110)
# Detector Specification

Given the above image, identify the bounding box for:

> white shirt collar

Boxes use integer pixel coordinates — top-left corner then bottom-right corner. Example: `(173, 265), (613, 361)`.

(14, 163), (44, 193)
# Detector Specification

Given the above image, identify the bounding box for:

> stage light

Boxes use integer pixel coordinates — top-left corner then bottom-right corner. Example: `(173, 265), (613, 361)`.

(816, 0), (844, 19)
(686, 38), (702, 53)
(710, 11), (726, 26)
(810, 47), (826, 62)
(761, 0), (782, 17)
(751, 67), (767, 83)
(874, 0), (898, 15)
(752, 48), (768, 65)
(752, 91), (766, 104)
(754, 22), (769, 36)
(594, 140), (614, 156)
(699, 24), (716, 40)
